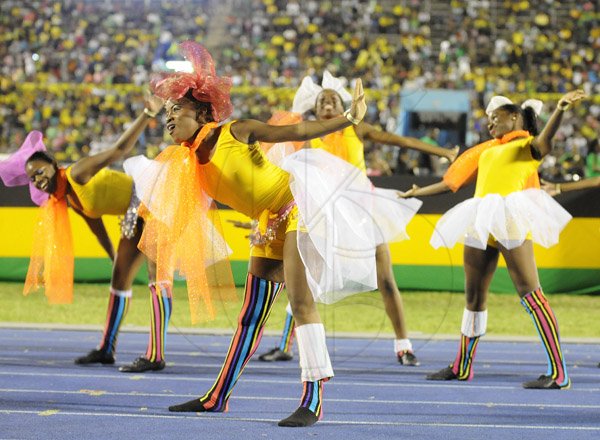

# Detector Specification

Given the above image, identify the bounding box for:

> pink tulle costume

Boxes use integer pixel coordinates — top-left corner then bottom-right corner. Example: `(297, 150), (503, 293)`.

(151, 41), (233, 122)
(0, 130), (50, 206)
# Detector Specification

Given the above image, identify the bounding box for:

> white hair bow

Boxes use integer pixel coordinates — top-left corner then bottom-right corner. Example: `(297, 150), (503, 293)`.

(292, 70), (353, 114)
(485, 95), (544, 117)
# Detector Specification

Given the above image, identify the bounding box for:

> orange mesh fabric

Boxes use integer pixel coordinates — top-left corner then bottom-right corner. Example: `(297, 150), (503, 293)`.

(443, 139), (497, 192)
(24, 168), (73, 304)
(259, 111), (305, 155)
(138, 123), (236, 324)
(524, 172), (540, 189)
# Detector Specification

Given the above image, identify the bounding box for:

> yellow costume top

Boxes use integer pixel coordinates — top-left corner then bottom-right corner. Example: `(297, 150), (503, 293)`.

(444, 130), (540, 194)
(475, 135), (539, 197)
(202, 122), (294, 219)
(310, 126), (366, 174)
(65, 167), (133, 218)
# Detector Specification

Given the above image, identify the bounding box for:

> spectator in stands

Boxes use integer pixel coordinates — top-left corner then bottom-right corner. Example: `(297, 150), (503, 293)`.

(585, 138), (600, 177)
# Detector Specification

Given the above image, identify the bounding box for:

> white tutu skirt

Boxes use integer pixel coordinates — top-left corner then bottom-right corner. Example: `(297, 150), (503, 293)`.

(281, 149), (422, 304)
(430, 189), (572, 250)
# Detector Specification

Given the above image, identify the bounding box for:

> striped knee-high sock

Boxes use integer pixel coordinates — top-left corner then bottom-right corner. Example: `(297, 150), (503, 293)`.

(450, 334), (480, 380)
(449, 309), (486, 380)
(300, 380), (324, 419)
(521, 287), (568, 386)
(278, 311), (295, 353)
(145, 282), (173, 362)
(199, 273), (284, 411)
(98, 288), (131, 355)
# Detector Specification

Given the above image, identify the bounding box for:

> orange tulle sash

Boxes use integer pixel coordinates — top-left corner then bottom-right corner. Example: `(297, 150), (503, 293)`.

(443, 130), (531, 192)
(24, 168), (74, 304)
(260, 111), (305, 158)
(137, 123), (236, 324)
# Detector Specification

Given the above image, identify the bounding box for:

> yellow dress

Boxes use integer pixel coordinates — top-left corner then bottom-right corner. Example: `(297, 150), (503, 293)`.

(202, 122), (297, 260)
(310, 126), (367, 174)
(126, 120), (422, 304)
(474, 135), (539, 197)
(65, 167), (133, 218)
(431, 132), (571, 250)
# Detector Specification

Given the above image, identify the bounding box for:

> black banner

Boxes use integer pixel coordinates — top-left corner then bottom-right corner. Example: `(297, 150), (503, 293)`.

(2, 176), (599, 217)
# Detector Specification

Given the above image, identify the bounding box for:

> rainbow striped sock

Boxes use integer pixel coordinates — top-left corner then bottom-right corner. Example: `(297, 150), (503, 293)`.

(145, 283), (172, 362)
(521, 287), (569, 386)
(199, 273), (284, 411)
(98, 289), (131, 355)
(300, 379), (324, 419)
(450, 333), (480, 380)
(278, 312), (295, 353)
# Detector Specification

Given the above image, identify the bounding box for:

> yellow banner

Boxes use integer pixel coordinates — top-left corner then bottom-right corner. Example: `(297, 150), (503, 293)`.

(1, 208), (598, 269)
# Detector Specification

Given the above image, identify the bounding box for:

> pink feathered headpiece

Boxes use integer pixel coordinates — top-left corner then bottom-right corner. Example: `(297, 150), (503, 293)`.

(0, 131), (50, 206)
(151, 41), (234, 122)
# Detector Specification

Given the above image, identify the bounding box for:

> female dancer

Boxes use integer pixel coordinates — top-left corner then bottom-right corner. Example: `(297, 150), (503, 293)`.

(127, 41), (420, 427)
(259, 72), (459, 366)
(0, 94), (171, 373)
(399, 91), (586, 389)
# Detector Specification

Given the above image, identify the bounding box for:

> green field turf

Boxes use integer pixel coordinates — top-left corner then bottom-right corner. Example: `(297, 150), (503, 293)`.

(1, 282), (599, 339)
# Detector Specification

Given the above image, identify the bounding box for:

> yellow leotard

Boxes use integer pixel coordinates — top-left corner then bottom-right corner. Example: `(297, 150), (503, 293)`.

(65, 167), (133, 218)
(474, 135), (539, 197)
(444, 131), (539, 193)
(202, 122), (297, 260)
(310, 126), (366, 174)
(202, 122), (294, 219)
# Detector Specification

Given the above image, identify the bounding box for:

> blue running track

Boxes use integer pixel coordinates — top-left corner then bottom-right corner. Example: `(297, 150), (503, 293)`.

(0, 328), (598, 440)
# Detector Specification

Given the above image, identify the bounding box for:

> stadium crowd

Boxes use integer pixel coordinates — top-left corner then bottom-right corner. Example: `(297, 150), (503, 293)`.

(1, 0), (599, 180)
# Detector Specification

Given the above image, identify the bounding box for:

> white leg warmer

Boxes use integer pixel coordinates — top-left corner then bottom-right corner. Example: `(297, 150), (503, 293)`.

(461, 309), (487, 337)
(394, 338), (413, 353)
(110, 288), (133, 298)
(296, 323), (334, 382)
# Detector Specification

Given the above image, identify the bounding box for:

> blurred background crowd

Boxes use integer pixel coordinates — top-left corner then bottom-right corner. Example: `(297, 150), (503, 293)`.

(1, 0), (599, 181)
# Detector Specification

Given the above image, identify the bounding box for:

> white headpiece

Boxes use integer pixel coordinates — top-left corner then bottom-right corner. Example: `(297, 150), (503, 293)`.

(485, 95), (544, 117)
(292, 70), (353, 114)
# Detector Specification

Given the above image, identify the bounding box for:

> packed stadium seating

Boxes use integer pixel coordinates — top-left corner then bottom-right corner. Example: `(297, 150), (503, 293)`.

(0, 0), (598, 179)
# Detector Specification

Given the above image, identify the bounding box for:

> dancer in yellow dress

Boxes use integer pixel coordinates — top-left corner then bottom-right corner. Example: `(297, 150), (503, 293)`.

(126, 41), (420, 426)
(0, 94), (172, 373)
(259, 72), (459, 366)
(399, 91), (586, 388)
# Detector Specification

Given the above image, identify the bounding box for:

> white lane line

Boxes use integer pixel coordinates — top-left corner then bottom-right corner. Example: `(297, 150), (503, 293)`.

(1, 388), (599, 410)
(0, 409), (598, 431)
(2, 358), (600, 379)
(1, 370), (600, 392)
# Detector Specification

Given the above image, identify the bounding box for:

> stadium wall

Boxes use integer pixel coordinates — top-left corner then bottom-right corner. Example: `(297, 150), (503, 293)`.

(1, 176), (599, 294)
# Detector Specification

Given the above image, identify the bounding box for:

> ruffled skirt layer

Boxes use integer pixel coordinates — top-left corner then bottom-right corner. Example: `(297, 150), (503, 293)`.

(430, 189), (572, 250)
(282, 149), (422, 303)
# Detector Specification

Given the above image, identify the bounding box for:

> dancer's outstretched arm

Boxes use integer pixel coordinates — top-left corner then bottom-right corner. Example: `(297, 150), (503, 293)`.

(542, 177), (600, 196)
(232, 80), (366, 144)
(357, 123), (459, 162)
(398, 180), (451, 198)
(70, 93), (164, 185)
(533, 90), (587, 158)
